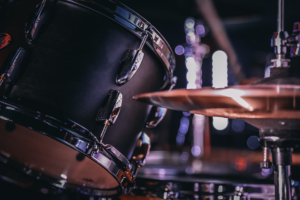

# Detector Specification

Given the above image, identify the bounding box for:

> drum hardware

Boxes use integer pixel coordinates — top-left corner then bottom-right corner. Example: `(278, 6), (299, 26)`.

(260, 147), (272, 169)
(69, 0), (176, 89)
(96, 89), (122, 143)
(259, 0), (300, 198)
(25, 0), (55, 45)
(122, 132), (151, 194)
(0, 99), (136, 196)
(104, 131), (151, 190)
(116, 28), (152, 85)
(145, 76), (177, 128)
(0, 73), (6, 87)
(0, 96), (149, 196)
(25, 0), (46, 45)
(288, 22), (300, 57)
(0, 48), (30, 87)
(130, 132), (150, 168)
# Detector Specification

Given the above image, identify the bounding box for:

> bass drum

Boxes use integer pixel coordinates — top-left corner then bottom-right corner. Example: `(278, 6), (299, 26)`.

(0, 0), (175, 197)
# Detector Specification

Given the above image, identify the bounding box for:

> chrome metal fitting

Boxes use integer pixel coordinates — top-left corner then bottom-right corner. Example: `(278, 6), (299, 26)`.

(271, 31), (289, 55)
(271, 55), (290, 68)
(288, 22), (300, 57)
(145, 76), (177, 128)
(0, 74), (7, 87)
(96, 89), (122, 142)
(260, 147), (272, 169)
(116, 31), (150, 85)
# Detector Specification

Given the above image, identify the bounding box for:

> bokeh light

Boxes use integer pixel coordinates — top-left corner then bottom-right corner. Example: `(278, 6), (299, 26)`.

(231, 119), (245, 133)
(175, 45), (185, 55)
(180, 151), (189, 163)
(212, 50), (228, 88)
(185, 18), (195, 29)
(191, 145), (201, 157)
(212, 117), (228, 131)
(264, 65), (272, 78)
(195, 24), (205, 37)
(183, 111), (191, 116)
(261, 168), (273, 176)
(247, 136), (260, 149)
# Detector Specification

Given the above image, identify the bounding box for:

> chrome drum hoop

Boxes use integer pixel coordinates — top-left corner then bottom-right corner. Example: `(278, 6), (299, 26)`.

(0, 154), (122, 196)
(0, 97), (136, 196)
(64, 0), (175, 89)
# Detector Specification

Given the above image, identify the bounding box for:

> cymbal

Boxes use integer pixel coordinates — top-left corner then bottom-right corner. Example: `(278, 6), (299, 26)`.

(134, 85), (300, 120)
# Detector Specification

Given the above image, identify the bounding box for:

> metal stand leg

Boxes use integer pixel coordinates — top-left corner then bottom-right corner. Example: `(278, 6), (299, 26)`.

(272, 148), (292, 200)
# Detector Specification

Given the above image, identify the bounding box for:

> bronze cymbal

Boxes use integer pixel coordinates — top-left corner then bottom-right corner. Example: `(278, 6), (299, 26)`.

(134, 84), (300, 120)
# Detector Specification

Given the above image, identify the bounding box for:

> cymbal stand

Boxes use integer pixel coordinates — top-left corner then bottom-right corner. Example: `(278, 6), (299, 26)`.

(257, 0), (300, 199)
(259, 130), (298, 200)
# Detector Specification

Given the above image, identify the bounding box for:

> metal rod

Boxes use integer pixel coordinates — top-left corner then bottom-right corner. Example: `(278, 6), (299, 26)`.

(138, 33), (148, 50)
(99, 124), (109, 143)
(277, 0), (285, 32)
(274, 165), (291, 200)
(272, 147), (292, 200)
(263, 147), (269, 161)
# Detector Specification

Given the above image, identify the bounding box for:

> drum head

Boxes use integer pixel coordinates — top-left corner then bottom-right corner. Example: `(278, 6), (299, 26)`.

(0, 119), (119, 190)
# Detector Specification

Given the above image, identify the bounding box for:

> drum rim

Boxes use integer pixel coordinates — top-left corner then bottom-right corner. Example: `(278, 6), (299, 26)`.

(63, 0), (175, 89)
(0, 98), (135, 196)
(0, 154), (122, 196)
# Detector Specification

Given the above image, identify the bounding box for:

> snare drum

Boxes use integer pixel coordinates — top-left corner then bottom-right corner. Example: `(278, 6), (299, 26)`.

(0, 0), (175, 196)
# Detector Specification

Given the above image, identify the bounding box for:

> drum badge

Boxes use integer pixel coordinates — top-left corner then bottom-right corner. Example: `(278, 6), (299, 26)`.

(0, 33), (11, 50)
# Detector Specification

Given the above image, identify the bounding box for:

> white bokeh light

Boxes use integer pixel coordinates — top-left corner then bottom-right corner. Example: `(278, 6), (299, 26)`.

(187, 82), (197, 89)
(212, 117), (228, 131)
(212, 50), (228, 88)
(212, 51), (228, 130)
(186, 71), (197, 82)
(185, 18), (195, 29)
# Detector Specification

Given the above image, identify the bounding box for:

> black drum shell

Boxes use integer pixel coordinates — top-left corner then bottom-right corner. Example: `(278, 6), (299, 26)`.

(0, 0), (165, 159)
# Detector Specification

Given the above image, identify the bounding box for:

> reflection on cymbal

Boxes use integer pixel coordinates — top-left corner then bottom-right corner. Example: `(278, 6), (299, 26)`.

(134, 85), (300, 119)
(191, 109), (300, 119)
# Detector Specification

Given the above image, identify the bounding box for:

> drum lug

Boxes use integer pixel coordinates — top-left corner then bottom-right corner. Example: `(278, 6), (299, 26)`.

(0, 48), (30, 86)
(0, 74), (6, 87)
(25, 0), (56, 45)
(145, 76), (177, 128)
(116, 32), (150, 85)
(113, 132), (151, 193)
(96, 89), (122, 143)
(145, 107), (167, 128)
(131, 132), (151, 170)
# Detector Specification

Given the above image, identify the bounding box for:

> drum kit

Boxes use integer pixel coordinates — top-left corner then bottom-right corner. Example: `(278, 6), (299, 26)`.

(0, 0), (299, 200)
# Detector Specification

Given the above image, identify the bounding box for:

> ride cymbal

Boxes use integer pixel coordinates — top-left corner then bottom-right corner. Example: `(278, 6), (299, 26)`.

(134, 84), (300, 120)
